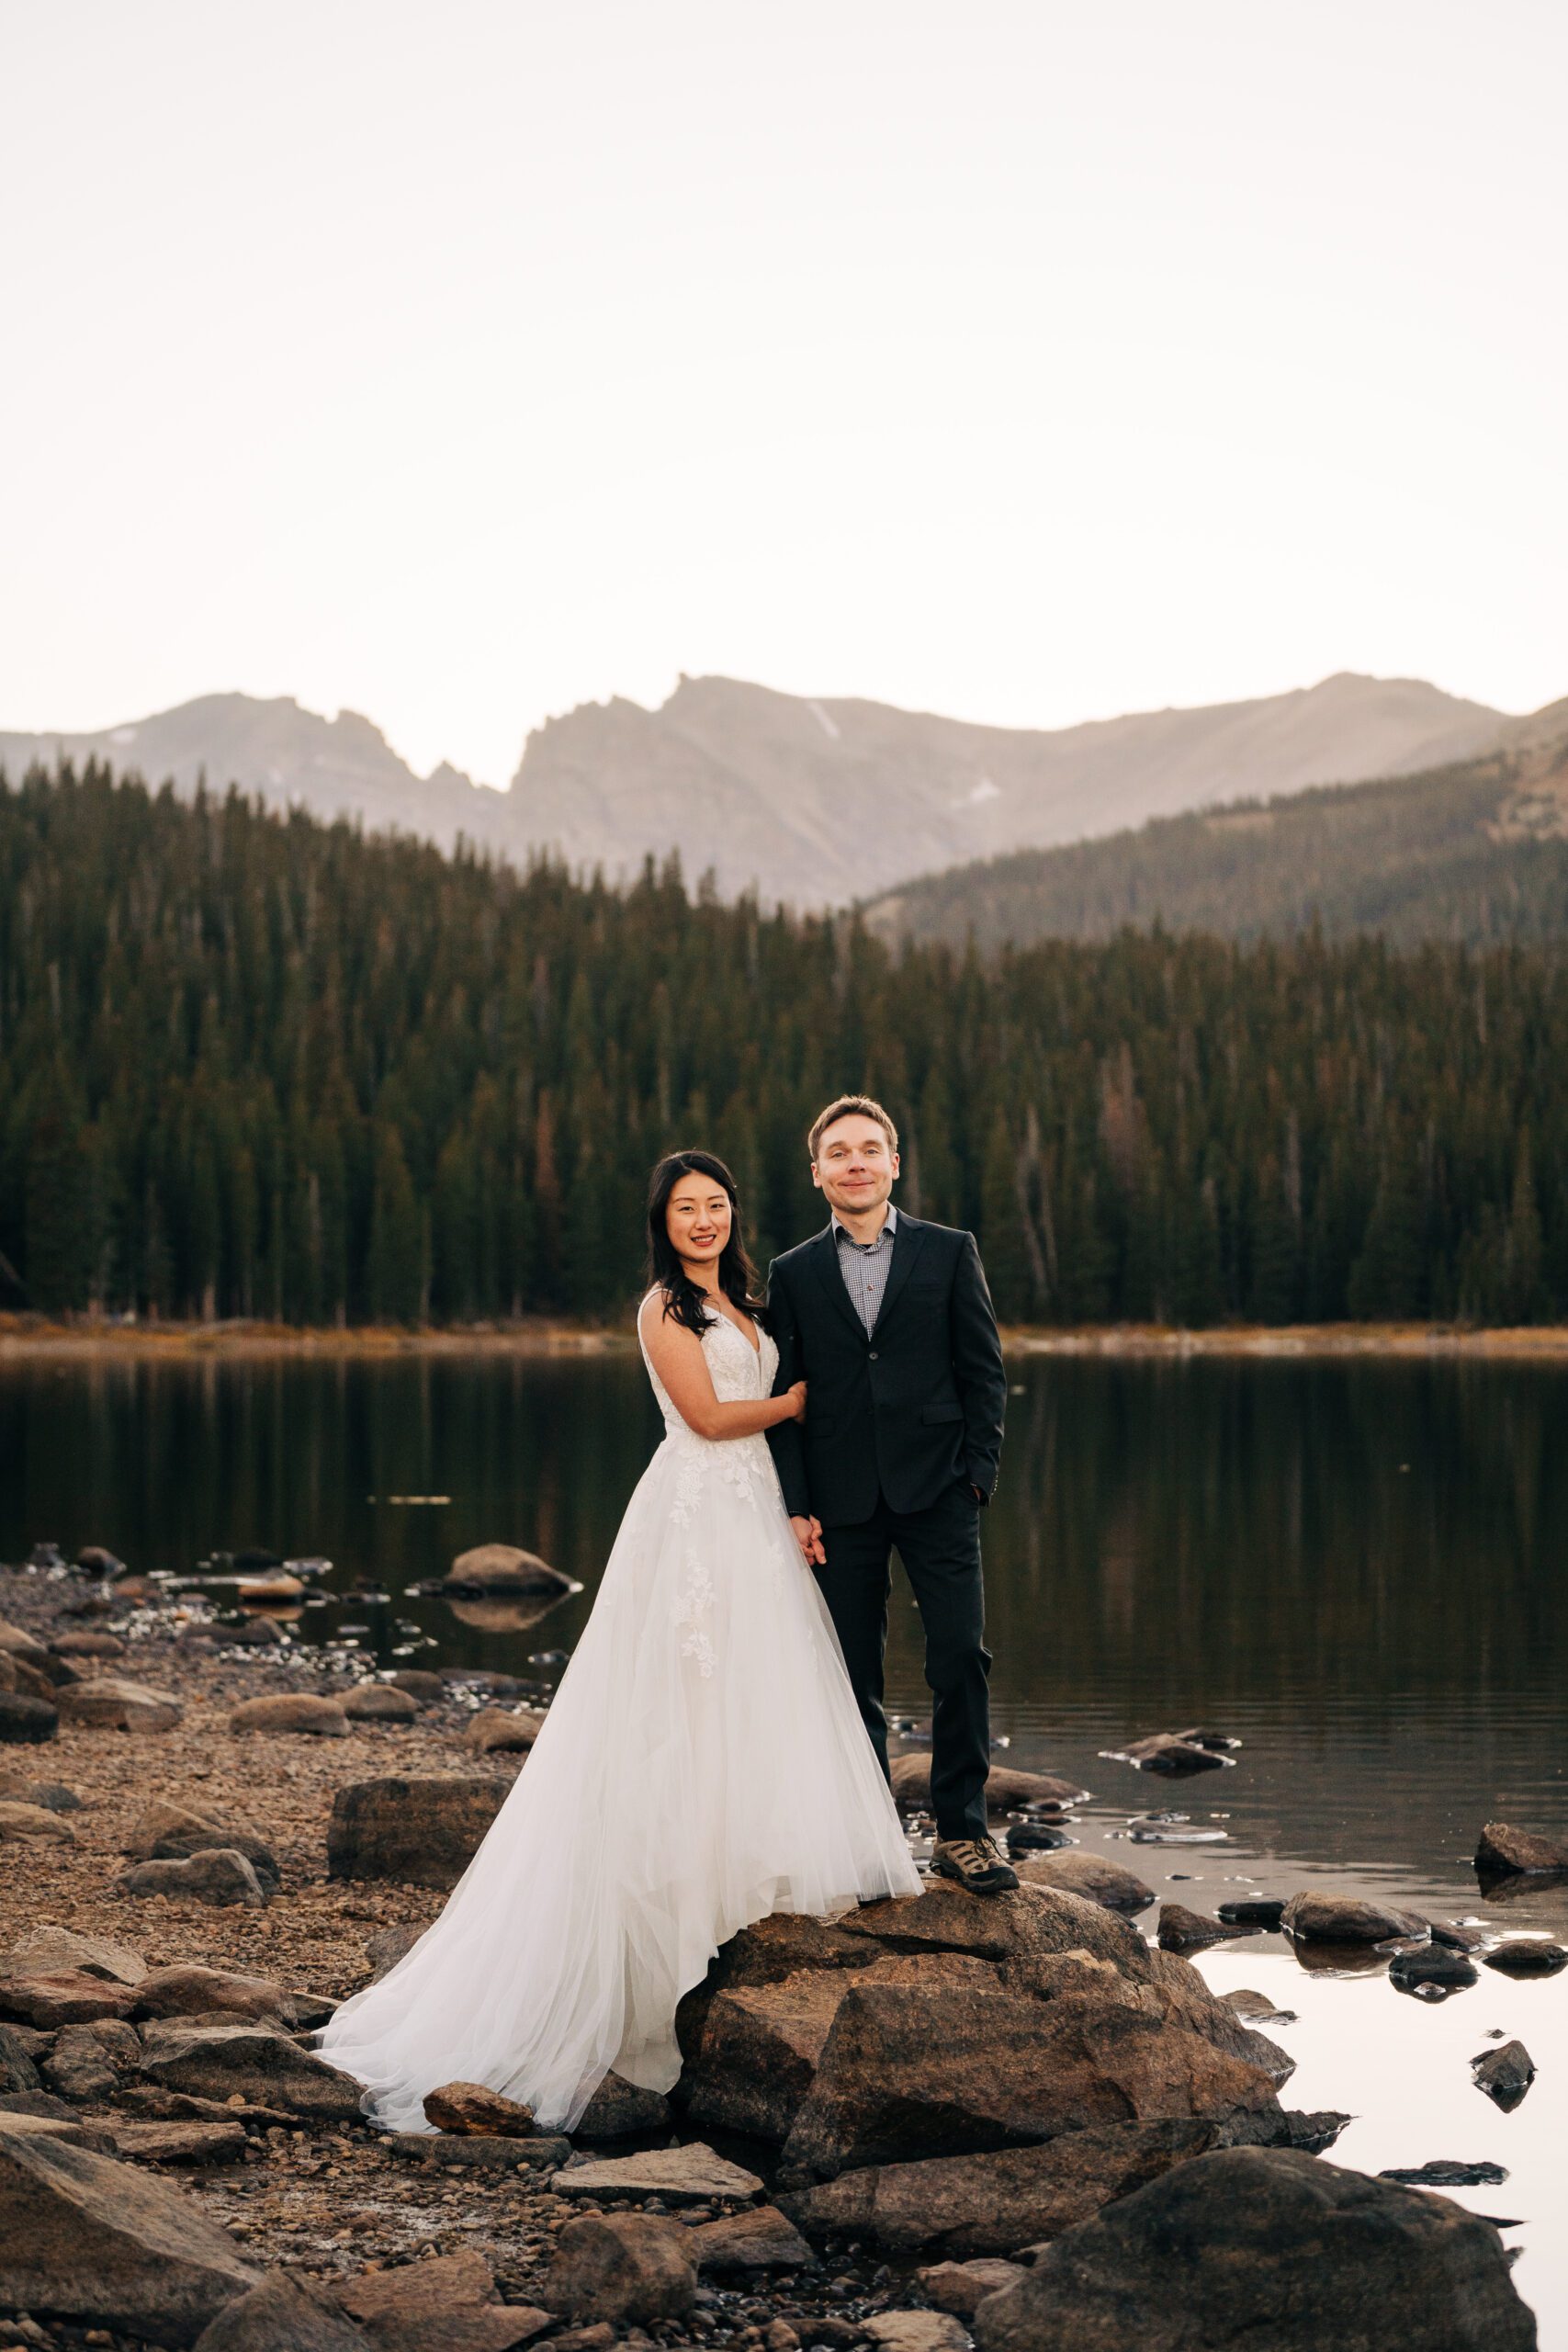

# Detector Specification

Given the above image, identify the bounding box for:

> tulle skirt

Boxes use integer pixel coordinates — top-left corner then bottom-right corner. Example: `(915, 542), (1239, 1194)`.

(314, 1429), (922, 2133)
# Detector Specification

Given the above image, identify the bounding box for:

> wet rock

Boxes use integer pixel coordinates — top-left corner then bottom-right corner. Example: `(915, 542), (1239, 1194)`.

(864, 2316), (972, 2352)
(343, 1682), (422, 1722)
(890, 1754), (1089, 1813)
(576, 2070), (672, 2138)
(466, 1705), (547, 1755)
(0, 1798), (74, 1844)
(139, 2022), (365, 2120)
(1215, 1899), (1286, 1929)
(781, 2112), (1347, 2257)
(1157, 1905), (1235, 1953)
(2, 1925), (145, 1984)
(42, 2019), (141, 2102)
(389, 1668), (446, 1703)
(423, 2079), (536, 2134)
(327, 1772), (511, 1889)
(110, 2118), (251, 2165)
(1104, 1734), (1230, 1776)
(192, 2267), (365, 2349)
(686, 2203), (813, 2272)
(1379, 2157), (1507, 2187)
(131, 1963), (332, 2029)
(1472, 2040), (1534, 2110)
(1004, 1820), (1073, 1854)
(51, 1630), (126, 1659)
(447, 1544), (577, 1598)
(1388, 1946), (1478, 1996)
(1280, 1893), (1426, 1943)
(558, 2142), (762, 2201)
(56, 1676), (183, 1731)
(1483, 1939), (1567, 1976)
(116, 1849), (270, 1908)
(1011, 1853), (1154, 1914)
(0, 2118), (258, 2344)
(388, 2130), (570, 2169)
(0, 1771), (80, 1810)
(1419, 1918), (1484, 1952)
(228, 1691), (348, 1736)
(918, 2259), (1027, 2317)
(0, 1691), (59, 1743)
(0, 1970), (138, 2028)
(970, 2145), (1532, 2352)
(779, 1986), (1278, 2183)
(540, 2210), (698, 2325)
(1475, 1820), (1568, 1876)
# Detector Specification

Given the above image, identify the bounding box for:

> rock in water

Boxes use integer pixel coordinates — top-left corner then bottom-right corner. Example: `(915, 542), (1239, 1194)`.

(1104, 1734), (1230, 1776)
(115, 1849), (270, 1908)
(1280, 1893), (1426, 1943)
(0, 1692), (59, 1744)
(1475, 1821), (1568, 1876)
(56, 1678), (183, 1732)
(1157, 1905), (1235, 1953)
(227, 1692), (348, 1736)
(1011, 1854), (1155, 1914)
(327, 1773), (511, 1888)
(1388, 1946), (1478, 1996)
(1472, 2041), (1535, 2111)
(969, 2145), (1535, 2352)
(192, 2267), (366, 2349)
(423, 2080), (536, 2135)
(539, 2211), (698, 2325)
(0, 2118), (258, 2345)
(1216, 1899), (1287, 1928)
(447, 1544), (576, 1597)
(138, 2024), (365, 2121)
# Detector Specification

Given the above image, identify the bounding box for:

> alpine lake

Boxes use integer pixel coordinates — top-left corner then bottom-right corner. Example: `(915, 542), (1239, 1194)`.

(4, 1345), (1566, 2340)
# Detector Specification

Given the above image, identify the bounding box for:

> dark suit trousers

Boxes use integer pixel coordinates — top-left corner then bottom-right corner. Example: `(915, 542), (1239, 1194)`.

(814, 1486), (992, 1844)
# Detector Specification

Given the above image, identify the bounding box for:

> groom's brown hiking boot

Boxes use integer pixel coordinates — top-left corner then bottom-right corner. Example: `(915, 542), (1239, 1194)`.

(931, 1834), (1019, 1896)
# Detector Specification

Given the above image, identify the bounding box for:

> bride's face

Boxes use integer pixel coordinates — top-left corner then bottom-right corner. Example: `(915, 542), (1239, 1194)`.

(667, 1174), (732, 1270)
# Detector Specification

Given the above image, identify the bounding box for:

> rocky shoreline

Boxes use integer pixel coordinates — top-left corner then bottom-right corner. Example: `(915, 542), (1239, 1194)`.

(0, 1559), (1549, 2351)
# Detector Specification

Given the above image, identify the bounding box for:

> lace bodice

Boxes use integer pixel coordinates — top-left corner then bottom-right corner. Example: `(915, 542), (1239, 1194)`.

(637, 1292), (780, 1439)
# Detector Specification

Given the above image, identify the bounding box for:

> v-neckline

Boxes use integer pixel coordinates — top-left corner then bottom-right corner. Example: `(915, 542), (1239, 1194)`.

(707, 1301), (761, 1357)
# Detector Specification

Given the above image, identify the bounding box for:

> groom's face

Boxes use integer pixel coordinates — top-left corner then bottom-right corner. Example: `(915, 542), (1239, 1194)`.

(812, 1116), (899, 1217)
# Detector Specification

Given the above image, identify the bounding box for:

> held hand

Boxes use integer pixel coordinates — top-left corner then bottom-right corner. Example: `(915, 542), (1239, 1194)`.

(784, 1380), (808, 1422)
(790, 1514), (827, 1566)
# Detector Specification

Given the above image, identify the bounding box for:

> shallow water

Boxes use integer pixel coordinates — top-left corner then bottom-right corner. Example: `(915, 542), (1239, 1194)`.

(4, 1351), (1566, 2337)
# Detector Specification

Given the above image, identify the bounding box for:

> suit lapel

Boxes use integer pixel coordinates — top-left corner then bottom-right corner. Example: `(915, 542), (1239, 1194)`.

(874, 1213), (925, 1330)
(807, 1224), (870, 1342)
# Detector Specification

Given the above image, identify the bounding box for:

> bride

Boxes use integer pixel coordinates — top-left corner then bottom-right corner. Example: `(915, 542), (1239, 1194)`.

(317, 1148), (921, 2133)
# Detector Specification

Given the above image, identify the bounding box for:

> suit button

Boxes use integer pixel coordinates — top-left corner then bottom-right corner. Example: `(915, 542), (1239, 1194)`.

(869, 1350), (878, 1360)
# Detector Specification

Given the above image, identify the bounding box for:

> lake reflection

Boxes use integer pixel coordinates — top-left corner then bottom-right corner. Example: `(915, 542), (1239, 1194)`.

(3, 1348), (1567, 2334)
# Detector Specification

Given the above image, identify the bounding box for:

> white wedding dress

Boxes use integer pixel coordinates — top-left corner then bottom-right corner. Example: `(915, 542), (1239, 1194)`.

(316, 1296), (921, 2134)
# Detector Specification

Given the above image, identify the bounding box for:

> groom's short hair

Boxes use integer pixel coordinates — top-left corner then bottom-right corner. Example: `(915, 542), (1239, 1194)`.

(808, 1094), (899, 1162)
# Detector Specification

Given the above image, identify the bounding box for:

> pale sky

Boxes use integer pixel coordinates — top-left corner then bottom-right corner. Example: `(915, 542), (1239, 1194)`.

(3, 1), (1563, 786)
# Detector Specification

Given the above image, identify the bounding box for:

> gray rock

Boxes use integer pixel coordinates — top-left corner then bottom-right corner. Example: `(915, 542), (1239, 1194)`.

(968, 2145), (1533, 2352)
(327, 1773), (512, 1889)
(0, 2118), (258, 2345)
(1280, 1893), (1426, 1943)
(1472, 2040), (1534, 2110)
(139, 2023), (365, 2121)
(558, 2142), (763, 2202)
(192, 2267), (366, 2349)
(539, 2210), (698, 2325)
(116, 1849), (270, 1908)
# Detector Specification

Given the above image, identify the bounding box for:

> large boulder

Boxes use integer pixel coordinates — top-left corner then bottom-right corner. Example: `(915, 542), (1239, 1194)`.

(779, 1985), (1279, 2181)
(446, 1544), (576, 1597)
(682, 1972), (863, 2143)
(1280, 1893), (1426, 1943)
(227, 1692), (348, 1736)
(538, 2211), (697, 2325)
(968, 2145), (1536, 2352)
(0, 2119), (259, 2345)
(1012, 1852), (1154, 1913)
(56, 1678), (183, 1732)
(138, 2023), (365, 2121)
(327, 1773), (512, 1888)
(889, 1753), (1089, 1813)
(1475, 1821), (1568, 1877)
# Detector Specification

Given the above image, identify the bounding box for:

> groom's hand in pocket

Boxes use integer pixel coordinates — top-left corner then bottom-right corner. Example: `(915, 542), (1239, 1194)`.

(791, 1514), (827, 1566)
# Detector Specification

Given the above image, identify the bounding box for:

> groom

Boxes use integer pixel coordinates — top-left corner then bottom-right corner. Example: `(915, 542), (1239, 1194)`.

(765, 1094), (1016, 1895)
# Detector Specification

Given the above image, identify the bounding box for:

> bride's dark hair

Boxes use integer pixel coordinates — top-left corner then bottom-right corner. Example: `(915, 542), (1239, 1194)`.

(645, 1149), (769, 1340)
